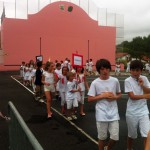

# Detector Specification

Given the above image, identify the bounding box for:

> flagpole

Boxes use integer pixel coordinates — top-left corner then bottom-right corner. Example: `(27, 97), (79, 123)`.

(40, 37), (41, 55)
(38, 0), (40, 12)
(27, 0), (28, 17)
(15, 0), (16, 18)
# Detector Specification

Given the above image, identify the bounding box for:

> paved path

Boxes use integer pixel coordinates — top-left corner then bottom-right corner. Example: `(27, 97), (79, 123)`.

(1, 71), (150, 150)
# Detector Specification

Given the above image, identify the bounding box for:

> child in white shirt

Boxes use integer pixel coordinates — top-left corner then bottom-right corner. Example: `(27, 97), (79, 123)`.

(88, 59), (121, 150)
(125, 60), (150, 150)
(65, 72), (81, 121)
(76, 67), (89, 116)
(58, 66), (69, 114)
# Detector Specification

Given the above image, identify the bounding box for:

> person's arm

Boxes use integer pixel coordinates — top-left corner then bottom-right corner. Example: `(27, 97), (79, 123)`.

(128, 91), (150, 100)
(88, 92), (115, 102)
(84, 75), (89, 90)
(138, 77), (150, 94)
(145, 131), (150, 150)
(41, 74), (50, 86)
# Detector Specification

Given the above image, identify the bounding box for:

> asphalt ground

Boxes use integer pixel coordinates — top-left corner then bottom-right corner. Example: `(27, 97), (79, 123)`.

(0, 71), (150, 150)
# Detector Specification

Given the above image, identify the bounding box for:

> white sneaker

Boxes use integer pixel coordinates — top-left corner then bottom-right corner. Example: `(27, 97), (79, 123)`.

(39, 99), (44, 103)
(67, 117), (72, 121)
(72, 115), (77, 120)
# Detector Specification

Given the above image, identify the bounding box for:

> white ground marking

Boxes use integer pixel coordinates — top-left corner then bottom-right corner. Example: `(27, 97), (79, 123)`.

(11, 76), (98, 145)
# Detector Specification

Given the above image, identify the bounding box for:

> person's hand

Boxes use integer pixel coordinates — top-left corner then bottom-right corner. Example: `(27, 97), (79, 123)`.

(144, 94), (150, 99)
(138, 77), (144, 86)
(102, 92), (115, 100)
(45, 82), (50, 86)
(78, 87), (81, 92)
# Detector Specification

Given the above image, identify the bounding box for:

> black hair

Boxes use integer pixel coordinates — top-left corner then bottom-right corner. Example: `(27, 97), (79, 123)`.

(96, 59), (111, 73)
(62, 66), (69, 73)
(130, 60), (143, 71)
(56, 63), (61, 68)
(36, 61), (42, 68)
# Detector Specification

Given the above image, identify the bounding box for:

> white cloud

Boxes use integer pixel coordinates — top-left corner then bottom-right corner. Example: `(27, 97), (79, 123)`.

(93, 0), (150, 41)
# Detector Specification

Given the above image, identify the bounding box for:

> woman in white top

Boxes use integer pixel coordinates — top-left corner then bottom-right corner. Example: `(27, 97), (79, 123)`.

(42, 61), (57, 119)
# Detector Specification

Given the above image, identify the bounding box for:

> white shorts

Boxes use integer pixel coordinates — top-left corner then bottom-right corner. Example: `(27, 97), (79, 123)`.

(88, 66), (93, 72)
(66, 99), (78, 109)
(126, 115), (150, 138)
(24, 75), (29, 80)
(59, 91), (66, 106)
(96, 121), (119, 141)
(115, 68), (120, 73)
(44, 85), (55, 92)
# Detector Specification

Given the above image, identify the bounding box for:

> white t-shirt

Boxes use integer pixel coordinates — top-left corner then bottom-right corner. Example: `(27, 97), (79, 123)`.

(55, 69), (62, 77)
(88, 76), (121, 122)
(64, 60), (68, 67)
(66, 81), (76, 101)
(43, 71), (55, 84)
(58, 74), (67, 92)
(125, 75), (150, 117)
(76, 74), (85, 91)
(88, 61), (93, 71)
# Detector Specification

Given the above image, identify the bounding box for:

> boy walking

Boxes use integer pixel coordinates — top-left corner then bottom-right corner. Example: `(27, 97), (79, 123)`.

(125, 60), (150, 150)
(88, 59), (122, 150)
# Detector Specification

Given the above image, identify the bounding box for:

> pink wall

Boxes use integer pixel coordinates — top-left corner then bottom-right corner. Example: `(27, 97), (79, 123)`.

(0, 1), (116, 71)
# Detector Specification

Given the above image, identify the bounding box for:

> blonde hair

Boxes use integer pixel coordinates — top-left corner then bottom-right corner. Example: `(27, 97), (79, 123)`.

(44, 61), (53, 71)
(66, 72), (74, 80)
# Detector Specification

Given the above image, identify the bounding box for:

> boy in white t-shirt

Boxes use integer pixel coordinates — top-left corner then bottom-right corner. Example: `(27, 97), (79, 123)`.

(88, 59), (122, 150)
(125, 60), (150, 150)
(65, 72), (81, 121)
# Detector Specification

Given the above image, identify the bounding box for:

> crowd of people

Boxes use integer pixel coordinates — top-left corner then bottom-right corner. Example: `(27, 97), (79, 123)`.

(19, 58), (91, 119)
(19, 58), (150, 150)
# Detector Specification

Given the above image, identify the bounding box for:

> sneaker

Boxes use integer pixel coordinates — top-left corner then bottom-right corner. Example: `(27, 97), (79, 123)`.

(104, 146), (108, 150)
(34, 96), (40, 101)
(80, 113), (86, 116)
(72, 115), (77, 120)
(67, 117), (72, 121)
(39, 99), (44, 103)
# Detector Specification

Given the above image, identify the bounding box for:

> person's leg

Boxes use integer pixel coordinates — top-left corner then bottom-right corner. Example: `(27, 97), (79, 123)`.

(145, 132), (150, 150)
(108, 121), (119, 150)
(126, 116), (138, 150)
(107, 139), (117, 150)
(139, 115), (150, 149)
(80, 92), (85, 115)
(127, 137), (133, 150)
(98, 140), (105, 150)
(66, 100), (73, 121)
(45, 91), (52, 118)
(97, 122), (108, 150)
(60, 92), (66, 114)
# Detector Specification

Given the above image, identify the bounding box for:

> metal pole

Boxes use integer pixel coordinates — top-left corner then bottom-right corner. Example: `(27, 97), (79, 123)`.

(88, 40), (89, 62)
(15, 0), (16, 18)
(27, 0), (28, 16)
(40, 37), (41, 55)
(38, 0), (40, 11)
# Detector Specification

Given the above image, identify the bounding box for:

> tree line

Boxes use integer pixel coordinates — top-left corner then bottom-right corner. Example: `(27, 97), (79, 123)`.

(117, 34), (150, 61)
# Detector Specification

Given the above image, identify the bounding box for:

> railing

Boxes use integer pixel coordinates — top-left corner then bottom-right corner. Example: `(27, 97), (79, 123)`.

(8, 101), (44, 150)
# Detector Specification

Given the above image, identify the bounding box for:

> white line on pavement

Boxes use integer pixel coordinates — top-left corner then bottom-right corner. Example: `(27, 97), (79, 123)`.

(11, 76), (98, 145)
